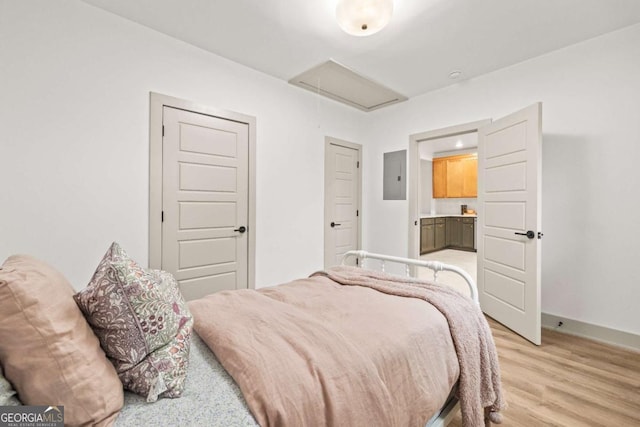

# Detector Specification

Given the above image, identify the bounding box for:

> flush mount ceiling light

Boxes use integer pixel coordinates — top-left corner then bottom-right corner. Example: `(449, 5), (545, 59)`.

(336, 0), (394, 36)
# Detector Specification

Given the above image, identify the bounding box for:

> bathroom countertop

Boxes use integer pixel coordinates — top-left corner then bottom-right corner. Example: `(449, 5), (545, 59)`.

(420, 214), (477, 219)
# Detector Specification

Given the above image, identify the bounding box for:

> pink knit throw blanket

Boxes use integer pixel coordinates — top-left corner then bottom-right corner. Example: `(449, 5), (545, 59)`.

(313, 266), (505, 426)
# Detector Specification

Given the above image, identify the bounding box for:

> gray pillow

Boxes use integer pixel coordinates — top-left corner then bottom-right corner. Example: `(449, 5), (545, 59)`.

(0, 366), (21, 406)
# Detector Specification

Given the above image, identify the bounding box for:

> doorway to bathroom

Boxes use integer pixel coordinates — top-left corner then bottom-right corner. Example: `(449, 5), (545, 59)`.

(408, 103), (544, 345)
(408, 122), (484, 297)
(408, 119), (488, 266)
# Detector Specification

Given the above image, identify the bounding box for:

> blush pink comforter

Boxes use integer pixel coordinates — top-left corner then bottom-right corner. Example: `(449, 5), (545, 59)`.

(189, 267), (501, 426)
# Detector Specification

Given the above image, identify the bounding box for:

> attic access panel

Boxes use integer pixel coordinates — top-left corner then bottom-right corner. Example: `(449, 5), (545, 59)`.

(288, 60), (407, 112)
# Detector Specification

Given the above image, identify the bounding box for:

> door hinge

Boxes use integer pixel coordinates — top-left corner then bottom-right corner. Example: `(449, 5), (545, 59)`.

(357, 161), (360, 168)
(356, 258), (359, 266)
(356, 210), (359, 217)
(162, 125), (165, 137)
(161, 211), (164, 222)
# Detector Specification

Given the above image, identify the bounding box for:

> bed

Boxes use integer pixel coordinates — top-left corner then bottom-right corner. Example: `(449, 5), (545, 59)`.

(0, 249), (503, 427)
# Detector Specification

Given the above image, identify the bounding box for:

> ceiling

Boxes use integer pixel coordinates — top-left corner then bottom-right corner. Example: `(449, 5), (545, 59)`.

(81, 0), (640, 102)
(419, 132), (478, 160)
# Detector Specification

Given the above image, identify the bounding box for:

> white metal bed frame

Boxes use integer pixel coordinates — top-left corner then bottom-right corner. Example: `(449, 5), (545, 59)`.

(340, 250), (478, 304)
(339, 250), (480, 427)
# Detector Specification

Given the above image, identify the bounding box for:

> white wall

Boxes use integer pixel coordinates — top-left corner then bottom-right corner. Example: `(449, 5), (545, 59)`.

(2, 1), (638, 337)
(419, 159), (432, 214)
(0, 0), (365, 289)
(362, 24), (640, 335)
(434, 198), (477, 216)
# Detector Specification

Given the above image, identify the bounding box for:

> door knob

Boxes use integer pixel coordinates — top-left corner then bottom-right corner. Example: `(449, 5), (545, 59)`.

(234, 226), (247, 233)
(514, 230), (535, 239)
(330, 222), (341, 228)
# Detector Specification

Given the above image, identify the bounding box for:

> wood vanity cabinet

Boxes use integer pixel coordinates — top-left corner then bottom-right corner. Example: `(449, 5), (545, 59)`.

(435, 218), (446, 250)
(432, 154), (477, 198)
(461, 157), (477, 198)
(445, 217), (475, 251)
(420, 218), (436, 254)
(432, 159), (447, 198)
(461, 218), (475, 249)
(446, 159), (464, 197)
(446, 217), (462, 247)
(422, 216), (475, 254)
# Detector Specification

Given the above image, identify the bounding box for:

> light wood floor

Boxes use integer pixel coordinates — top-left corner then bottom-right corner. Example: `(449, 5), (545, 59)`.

(448, 318), (640, 426)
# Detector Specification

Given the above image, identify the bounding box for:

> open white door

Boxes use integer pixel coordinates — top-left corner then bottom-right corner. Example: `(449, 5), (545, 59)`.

(477, 103), (542, 345)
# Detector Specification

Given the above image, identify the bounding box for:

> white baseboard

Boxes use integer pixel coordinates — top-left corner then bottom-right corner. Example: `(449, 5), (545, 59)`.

(542, 313), (640, 352)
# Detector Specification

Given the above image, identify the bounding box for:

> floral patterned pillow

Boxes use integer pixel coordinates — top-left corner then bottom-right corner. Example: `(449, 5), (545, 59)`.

(74, 242), (193, 402)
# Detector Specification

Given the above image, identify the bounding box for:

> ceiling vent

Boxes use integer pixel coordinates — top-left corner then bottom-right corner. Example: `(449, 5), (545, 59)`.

(288, 60), (407, 112)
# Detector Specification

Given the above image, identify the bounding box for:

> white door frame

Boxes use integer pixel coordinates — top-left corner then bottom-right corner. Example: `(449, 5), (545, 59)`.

(324, 136), (362, 268)
(148, 92), (257, 289)
(408, 119), (491, 260)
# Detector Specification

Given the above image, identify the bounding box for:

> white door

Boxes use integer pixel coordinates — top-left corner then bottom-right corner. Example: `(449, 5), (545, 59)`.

(477, 103), (542, 345)
(162, 106), (249, 300)
(324, 139), (361, 268)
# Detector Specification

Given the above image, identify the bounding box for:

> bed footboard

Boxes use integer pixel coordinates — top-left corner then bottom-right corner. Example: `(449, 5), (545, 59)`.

(340, 250), (478, 304)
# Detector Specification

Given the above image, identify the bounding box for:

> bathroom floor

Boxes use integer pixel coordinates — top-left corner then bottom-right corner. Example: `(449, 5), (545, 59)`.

(418, 249), (477, 298)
